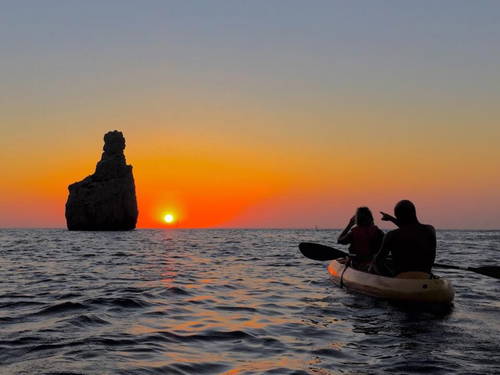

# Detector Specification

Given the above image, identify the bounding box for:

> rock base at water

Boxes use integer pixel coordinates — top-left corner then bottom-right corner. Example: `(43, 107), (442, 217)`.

(65, 131), (138, 230)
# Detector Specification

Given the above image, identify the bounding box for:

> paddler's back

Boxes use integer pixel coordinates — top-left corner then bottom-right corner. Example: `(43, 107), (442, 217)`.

(386, 223), (436, 274)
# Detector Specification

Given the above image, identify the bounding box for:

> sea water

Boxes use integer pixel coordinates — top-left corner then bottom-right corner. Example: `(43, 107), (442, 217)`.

(0, 229), (499, 374)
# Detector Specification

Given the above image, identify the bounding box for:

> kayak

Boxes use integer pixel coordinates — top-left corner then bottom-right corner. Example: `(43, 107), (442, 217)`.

(327, 260), (454, 304)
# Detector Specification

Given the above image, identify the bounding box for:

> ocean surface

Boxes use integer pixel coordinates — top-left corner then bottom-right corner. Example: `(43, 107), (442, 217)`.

(1, 229), (499, 375)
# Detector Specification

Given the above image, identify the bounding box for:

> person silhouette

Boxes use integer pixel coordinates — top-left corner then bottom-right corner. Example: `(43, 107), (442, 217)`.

(371, 200), (436, 277)
(337, 207), (384, 271)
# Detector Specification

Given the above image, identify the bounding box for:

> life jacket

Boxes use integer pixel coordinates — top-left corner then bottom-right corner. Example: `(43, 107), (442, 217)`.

(349, 225), (382, 260)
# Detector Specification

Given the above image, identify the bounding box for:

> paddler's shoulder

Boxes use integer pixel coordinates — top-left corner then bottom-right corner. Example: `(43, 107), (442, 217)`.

(420, 223), (436, 233)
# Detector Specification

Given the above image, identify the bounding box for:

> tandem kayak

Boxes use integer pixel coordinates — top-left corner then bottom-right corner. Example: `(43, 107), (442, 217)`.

(327, 260), (454, 304)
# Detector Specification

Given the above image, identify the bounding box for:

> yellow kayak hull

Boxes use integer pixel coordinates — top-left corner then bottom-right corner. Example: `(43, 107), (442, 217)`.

(328, 260), (454, 304)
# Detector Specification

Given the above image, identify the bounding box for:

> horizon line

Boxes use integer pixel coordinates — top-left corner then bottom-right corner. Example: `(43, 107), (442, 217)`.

(1, 227), (499, 231)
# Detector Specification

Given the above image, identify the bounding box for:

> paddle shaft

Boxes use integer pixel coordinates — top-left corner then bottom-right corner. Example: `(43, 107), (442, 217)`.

(434, 263), (466, 271)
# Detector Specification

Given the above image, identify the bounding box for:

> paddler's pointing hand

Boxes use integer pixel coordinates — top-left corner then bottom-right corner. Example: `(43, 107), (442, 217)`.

(380, 211), (392, 221)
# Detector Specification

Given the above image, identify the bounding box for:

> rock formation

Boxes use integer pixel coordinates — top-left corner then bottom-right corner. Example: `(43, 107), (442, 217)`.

(65, 131), (138, 230)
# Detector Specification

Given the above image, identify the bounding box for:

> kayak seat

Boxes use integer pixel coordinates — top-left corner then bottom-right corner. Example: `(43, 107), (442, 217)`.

(395, 271), (431, 279)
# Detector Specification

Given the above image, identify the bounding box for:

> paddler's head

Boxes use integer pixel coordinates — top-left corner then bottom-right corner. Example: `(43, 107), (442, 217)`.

(394, 200), (418, 225)
(355, 207), (374, 227)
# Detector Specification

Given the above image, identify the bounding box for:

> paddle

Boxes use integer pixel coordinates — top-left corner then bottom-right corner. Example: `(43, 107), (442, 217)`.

(298, 242), (348, 261)
(299, 242), (500, 279)
(433, 263), (500, 279)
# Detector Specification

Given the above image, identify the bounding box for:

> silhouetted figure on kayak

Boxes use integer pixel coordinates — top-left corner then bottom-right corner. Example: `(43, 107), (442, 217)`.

(337, 207), (384, 271)
(371, 200), (436, 277)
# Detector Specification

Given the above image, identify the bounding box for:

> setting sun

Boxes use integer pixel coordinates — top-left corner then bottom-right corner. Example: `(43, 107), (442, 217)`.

(163, 213), (175, 224)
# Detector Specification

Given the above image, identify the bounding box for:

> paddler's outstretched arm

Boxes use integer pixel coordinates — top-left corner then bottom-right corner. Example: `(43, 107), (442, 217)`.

(380, 211), (400, 227)
(337, 216), (355, 244)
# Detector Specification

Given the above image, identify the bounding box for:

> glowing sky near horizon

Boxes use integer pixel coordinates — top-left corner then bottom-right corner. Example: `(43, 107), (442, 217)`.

(0, 1), (499, 229)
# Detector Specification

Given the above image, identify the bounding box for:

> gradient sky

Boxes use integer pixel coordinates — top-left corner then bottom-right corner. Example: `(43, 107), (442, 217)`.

(1, 1), (499, 229)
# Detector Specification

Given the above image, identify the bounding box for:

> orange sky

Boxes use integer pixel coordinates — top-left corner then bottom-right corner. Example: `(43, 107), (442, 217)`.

(1, 106), (499, 229)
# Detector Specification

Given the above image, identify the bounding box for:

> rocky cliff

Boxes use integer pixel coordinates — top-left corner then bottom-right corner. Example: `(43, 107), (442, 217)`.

(65, 131), (138, 230)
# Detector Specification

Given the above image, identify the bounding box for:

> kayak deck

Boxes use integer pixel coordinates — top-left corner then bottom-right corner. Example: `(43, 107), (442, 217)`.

(328, 260), (454, 304)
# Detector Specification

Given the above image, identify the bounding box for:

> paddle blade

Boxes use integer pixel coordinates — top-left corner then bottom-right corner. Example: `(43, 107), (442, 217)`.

(298, 242), (348, 261)
(435, 263), (500, 279)
(468, 266), (500, 279)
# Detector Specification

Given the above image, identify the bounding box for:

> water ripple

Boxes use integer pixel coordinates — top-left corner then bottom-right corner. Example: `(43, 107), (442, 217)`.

(0, 229), (499, 374)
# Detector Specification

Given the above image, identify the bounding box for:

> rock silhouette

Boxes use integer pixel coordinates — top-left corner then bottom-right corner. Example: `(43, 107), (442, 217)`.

(65, 131), (138, 230)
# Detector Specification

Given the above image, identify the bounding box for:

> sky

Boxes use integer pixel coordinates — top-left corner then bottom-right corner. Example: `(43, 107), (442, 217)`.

(1, 1), (499, 229)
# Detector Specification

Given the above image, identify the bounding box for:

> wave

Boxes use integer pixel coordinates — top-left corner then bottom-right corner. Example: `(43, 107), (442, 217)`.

(33, 301), (86, 316)
(0, 229), (498, 375)
(63, 314), (111, 327)
(84, 297), (152, 308)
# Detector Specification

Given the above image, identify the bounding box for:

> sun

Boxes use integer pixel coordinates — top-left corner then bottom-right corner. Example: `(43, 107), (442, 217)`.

(163, 213), (175, 224)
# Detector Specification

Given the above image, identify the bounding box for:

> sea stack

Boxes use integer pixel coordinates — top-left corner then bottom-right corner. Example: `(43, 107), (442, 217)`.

(65, 131), (138, 230)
